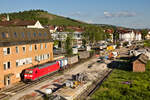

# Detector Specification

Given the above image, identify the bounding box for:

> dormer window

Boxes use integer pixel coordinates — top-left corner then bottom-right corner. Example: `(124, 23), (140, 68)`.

(22, 32), (25, 38)
(27, 32), (31, 38)
(14, 32), (17, 38)
(33, 32), (36, 37)
(39, 33), (42, 37)
(2, 32), (9, 38)
(2, 32), (6, 38)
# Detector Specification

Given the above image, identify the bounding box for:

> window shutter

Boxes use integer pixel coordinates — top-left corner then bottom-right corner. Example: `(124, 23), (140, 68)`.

(3, 48), (7, 55)
(7, 48), (10, 54)
(3, 62), (7, 70)
(16, 60), (19, 67)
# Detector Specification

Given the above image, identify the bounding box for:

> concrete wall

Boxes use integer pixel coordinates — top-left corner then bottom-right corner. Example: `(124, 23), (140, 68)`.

(79, 51), (90, 59)
(68, 55), (78, 65)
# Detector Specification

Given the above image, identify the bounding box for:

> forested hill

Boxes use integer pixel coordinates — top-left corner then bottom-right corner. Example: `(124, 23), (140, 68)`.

(0, 9), (88, 26)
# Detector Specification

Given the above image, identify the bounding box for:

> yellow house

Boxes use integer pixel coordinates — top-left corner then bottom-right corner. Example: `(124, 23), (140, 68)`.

(0, 27), (53, 88)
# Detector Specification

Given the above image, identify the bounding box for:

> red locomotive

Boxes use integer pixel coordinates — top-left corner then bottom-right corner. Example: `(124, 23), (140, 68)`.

(23, 61), (60, 81)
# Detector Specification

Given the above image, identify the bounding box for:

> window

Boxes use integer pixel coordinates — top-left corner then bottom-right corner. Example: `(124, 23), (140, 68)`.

(3, 48), (11, 55)
(40, 44), (43, 50)
(35, 44), (37, 50)
(77, 34), (80, 38)
(44, 33), (47, 37)
(34, 54), (50, 61)
(40, 55), (43, 60)
(4, 61), (10, 70)
(16, 46), (19, 53)
(7, 48), (10, 54)
(16, 73), (20, 78)
(33, 32), (36, 37)
(45, 43), (47, 48)
(22, 32), (25, 38)
(35, 56), (40, 62)
(22, 46), (26, 53)
(29, 45), (32, 51)
(39, 33), (42, 37)
(47, 54), (50, 58)
(14, 32), (17, 38)
(4, 76), (11, 86)
(16, 58), (32, 67)
(16, 60), (19, 67)
(2, 32), (6, 38)
(27, 32), (31, 38)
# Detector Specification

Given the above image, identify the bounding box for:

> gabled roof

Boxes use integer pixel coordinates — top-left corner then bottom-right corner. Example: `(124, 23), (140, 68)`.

(105, 29), (113, 34)
(133, 54), (149, 64)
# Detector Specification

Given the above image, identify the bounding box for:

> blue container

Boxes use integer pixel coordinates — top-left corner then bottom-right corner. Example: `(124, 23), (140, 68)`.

(57, 57), (68, 68)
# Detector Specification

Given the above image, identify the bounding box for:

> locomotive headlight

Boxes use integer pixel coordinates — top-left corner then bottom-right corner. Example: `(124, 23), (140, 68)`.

(29, 75), (32, 77)
(24, 75), (27, 77)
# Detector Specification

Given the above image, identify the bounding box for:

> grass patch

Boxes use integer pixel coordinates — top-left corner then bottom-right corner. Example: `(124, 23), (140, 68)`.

(91, 61), (150, 100)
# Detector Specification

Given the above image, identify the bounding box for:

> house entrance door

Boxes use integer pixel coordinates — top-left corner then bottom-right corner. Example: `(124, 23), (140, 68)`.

(4, 76), (11, 86)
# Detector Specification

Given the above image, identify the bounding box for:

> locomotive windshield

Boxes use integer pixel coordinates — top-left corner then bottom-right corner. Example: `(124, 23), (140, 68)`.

(25, 70), (33, 74)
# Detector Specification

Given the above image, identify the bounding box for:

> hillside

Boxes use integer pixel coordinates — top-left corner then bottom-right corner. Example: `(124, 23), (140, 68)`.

(0, 9), (88, 26)
(0, 9), (123, 41)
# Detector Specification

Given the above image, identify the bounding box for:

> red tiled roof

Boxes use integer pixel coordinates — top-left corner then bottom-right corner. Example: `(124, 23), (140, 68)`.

(0, 19), (37, 27)
(66, 26), (84, 32)
(75, 28), (84, 32)
(105, 29), (113, 34)
(117, 29), (132, 34)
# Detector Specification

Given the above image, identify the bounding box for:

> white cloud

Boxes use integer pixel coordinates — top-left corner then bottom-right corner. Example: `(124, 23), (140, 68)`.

(70, 11), (83, 17)
(104, 11), (136, 18)
(85, 19), (94, 24)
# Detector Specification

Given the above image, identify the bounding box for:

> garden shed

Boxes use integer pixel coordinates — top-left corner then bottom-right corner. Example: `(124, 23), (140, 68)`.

(132, 54), (148, 72)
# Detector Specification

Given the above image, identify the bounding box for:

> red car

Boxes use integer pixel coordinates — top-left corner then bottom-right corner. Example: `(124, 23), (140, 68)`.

(24, 61), (60, 81)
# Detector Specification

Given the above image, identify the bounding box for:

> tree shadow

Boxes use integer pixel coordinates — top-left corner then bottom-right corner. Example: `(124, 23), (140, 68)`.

(119, 56), (131, 60)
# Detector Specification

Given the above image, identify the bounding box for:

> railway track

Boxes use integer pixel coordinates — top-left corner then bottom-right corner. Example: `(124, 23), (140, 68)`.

(87, 69), (113, 97)
(0, 56), (95, 100)
(76, 69), (113, 100)
(0, 71), (58, 100)
(77, 49), (130, 99)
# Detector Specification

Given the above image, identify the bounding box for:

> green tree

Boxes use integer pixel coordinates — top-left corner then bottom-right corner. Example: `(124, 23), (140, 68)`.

(141, 29), (148, 40)
(65, 35), (73, 56)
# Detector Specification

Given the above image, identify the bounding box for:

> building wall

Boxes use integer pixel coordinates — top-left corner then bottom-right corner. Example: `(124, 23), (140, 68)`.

(0, 42), (53, 88)
(119, 31), (142, 42)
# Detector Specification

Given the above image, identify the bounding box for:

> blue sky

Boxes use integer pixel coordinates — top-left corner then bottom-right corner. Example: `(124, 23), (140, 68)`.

(0, 0), (150, 28)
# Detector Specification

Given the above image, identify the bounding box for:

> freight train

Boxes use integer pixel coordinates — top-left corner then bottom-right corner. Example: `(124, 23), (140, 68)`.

(23, 58), (68, 82)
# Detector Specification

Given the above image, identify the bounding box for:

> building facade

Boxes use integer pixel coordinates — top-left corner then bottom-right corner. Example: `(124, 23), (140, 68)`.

(0, 27), (53, 88)
(145, 31), (150, 40)
(119, 30), (142, 42)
